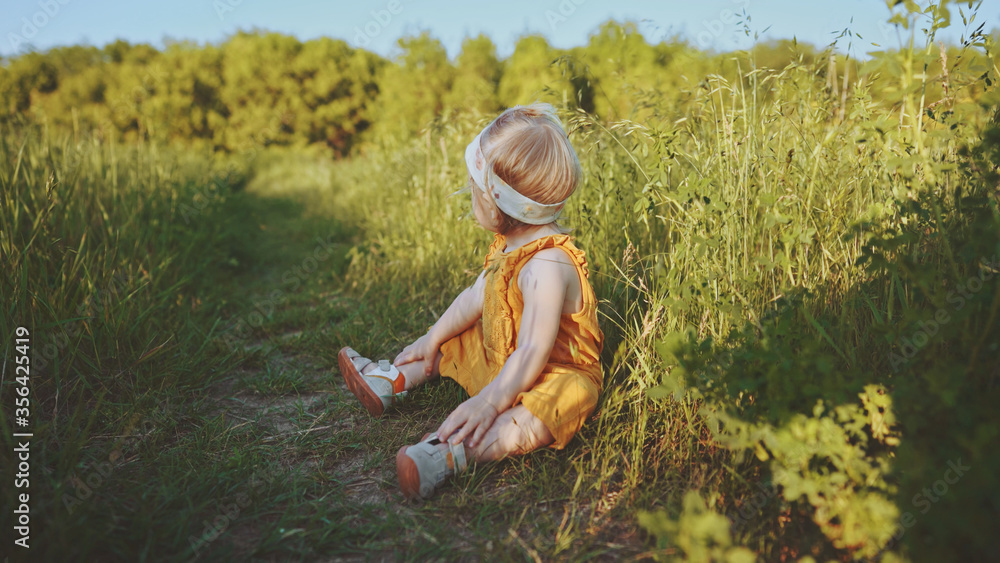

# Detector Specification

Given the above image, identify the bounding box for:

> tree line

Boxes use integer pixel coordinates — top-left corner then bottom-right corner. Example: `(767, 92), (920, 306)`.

(1, 20), (994, 156)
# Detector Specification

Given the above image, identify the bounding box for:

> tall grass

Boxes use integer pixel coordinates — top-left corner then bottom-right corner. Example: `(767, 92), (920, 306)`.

(0, 121), (259, 558)
(2, 14), (998, 561)
(317, 39), (998, 559)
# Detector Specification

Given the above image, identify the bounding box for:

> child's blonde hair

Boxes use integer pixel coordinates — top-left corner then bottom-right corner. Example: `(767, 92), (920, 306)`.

(480, 103), (582, 234)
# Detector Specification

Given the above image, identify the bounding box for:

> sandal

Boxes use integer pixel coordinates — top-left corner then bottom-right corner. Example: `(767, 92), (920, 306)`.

(338, 347), (407, 417)
(397, 432), (468, 500)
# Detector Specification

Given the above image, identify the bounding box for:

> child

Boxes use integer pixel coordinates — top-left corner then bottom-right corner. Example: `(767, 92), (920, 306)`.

(338, 103), (603, 500)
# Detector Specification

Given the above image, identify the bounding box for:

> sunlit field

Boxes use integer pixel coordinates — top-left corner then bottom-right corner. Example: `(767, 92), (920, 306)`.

(2, 2), (999, 560)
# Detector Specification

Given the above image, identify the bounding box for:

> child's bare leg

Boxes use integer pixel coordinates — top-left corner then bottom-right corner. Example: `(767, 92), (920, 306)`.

(342, 347), (445, 419)
(464, 405), (554, 463)
(355, 351), (441, 391)
(397, 404), (553, 499)
(394, 352), (442, 391)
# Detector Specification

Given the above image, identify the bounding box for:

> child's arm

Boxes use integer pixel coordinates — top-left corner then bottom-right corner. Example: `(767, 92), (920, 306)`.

(395, 270), (487, 376)
(437, 248), (574, 447)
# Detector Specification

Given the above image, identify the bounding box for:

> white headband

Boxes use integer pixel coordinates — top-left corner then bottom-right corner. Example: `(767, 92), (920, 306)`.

(464, 130), (566, 225)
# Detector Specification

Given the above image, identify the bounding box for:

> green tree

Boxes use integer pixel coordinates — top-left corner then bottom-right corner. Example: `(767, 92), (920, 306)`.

(370, 31), (455, 141)
(289, 37), (383, 154)
(443, 34), (501, 115)
(146, 42), (227, 147)
(497, 35), (590, 111)
(218, 31), (305, 150)
(0, 51), (62, 116)
(578, 21), (662, 119)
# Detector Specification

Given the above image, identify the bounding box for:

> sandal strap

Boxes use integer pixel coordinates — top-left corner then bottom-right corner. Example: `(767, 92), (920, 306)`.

(363, 360), (407, 400)
(345, 351), (374, 374)
(425, 433), (467, 474)
(405, 433), (469, 498)
(448, 439), (468, 473)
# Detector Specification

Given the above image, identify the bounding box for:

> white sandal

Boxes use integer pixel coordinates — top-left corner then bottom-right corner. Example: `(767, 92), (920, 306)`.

(338, 347), (407, 417)
(397, 433), (468, 500)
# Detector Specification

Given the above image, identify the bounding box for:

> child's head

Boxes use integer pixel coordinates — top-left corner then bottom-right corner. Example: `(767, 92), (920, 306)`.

(465, 103), (582, 234)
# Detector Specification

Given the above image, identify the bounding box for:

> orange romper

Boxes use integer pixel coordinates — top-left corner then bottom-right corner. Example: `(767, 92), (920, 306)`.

(438, 233), (604, 449)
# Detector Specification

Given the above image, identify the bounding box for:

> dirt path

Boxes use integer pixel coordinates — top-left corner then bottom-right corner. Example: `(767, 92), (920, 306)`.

(175, 190), (378, 556)
(191, 188), (646, 560)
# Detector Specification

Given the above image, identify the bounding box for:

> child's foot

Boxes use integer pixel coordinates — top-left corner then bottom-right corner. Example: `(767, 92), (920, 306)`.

(396, 433), (468, 500)
(338, 347), (407, 417)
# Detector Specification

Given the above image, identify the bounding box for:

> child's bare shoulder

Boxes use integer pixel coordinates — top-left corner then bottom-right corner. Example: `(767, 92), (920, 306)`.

(519, 247), (576, 285)
(523, 247), (575, 271)
(531, 246), (575, 266)
(518, 247), (584, 313)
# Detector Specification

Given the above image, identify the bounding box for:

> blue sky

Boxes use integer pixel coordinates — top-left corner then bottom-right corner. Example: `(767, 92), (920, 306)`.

(3, 0), (998, 60)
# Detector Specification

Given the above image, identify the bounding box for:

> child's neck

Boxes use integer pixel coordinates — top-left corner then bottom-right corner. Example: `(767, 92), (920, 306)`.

(501, 223), (561, 252)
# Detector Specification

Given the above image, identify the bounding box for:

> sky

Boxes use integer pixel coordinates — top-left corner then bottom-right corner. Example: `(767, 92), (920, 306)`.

(2, 0), (999, 60)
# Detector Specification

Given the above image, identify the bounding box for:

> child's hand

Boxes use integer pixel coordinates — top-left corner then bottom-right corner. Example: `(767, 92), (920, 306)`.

(394, 333), (440, 377)
(436, 396), (500, 448)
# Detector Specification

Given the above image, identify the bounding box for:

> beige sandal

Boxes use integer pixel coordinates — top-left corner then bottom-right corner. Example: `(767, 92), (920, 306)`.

(397, 433), (468, 500)
(338, 347), (407, 417)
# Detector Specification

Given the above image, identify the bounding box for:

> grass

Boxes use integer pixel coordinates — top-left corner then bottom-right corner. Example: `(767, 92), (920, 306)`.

(0, 134), (651, 560)
(2, 31), (999, 561)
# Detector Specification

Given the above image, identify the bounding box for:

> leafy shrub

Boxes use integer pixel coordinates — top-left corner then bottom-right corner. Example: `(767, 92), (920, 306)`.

(643, 80), (1000, 563)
